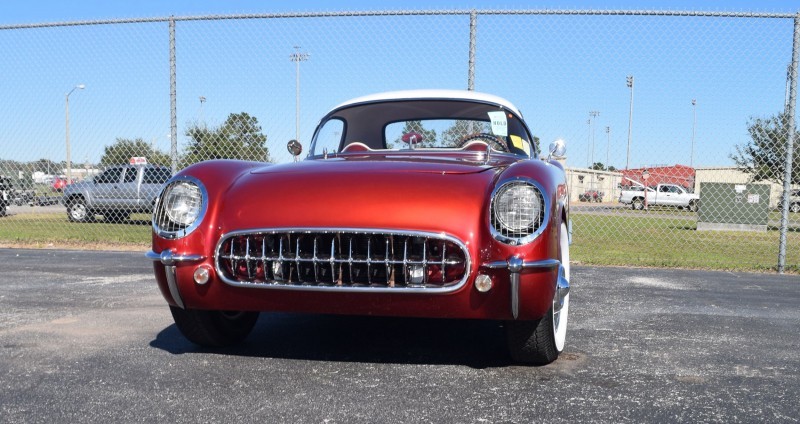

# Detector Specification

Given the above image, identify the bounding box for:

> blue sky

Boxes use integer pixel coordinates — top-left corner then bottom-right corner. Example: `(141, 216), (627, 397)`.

(1, 1), (798, 167)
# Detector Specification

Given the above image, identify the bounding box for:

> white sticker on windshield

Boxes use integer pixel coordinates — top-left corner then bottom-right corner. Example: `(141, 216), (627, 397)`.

(487, 111), (508, 137)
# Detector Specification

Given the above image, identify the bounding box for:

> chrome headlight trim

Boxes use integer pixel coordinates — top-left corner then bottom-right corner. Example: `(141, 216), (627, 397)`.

(152, 175), (208, 240)
(489, 177), (550, 246)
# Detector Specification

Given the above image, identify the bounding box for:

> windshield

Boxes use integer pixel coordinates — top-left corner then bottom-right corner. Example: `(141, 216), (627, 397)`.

(310, 100), (534, 158)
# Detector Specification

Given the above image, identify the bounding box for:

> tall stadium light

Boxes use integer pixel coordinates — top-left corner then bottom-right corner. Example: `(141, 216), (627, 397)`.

(626, 75), (635, 170)
(691, 99), (697, 168)
(199, 96), (206, 127)
(65, 84), (86, 184)
(589, 110), (600, 169)
(605, 126), (611, 169)
(290, 46), (310, 143)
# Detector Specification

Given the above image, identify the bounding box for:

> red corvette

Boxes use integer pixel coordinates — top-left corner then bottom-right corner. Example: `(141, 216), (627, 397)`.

(148, 90), (571, 364)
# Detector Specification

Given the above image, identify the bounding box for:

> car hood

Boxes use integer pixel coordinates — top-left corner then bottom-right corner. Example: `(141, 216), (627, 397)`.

(216, 157), (503, 236)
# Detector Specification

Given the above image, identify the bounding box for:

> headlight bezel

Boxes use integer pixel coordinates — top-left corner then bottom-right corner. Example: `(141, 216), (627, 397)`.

(489, 178), (549, 246)
(152, 175), (208, 240)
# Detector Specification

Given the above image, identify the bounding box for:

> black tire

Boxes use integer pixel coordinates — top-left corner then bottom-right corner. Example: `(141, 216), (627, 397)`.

(791, 203), (800, 213)
(66, 197), (92, 222)
(170, 306), (259, 347)
(631, 198), (644, 210)
(688, 200), (699, 213)
(506, 310), (559, 365)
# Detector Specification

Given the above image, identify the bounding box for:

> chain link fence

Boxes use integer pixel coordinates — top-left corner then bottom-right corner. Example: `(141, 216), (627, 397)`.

(0, 9), (797, 272)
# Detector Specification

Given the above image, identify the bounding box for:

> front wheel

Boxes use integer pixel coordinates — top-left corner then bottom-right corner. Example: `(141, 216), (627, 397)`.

(170, 306), (259, 347)
(631, 198), (644, 210)
(688, 200), (699, 213)
(791, 203), (800, 213)
(506, 222), (570, 365)
(67, 198), (92, 222)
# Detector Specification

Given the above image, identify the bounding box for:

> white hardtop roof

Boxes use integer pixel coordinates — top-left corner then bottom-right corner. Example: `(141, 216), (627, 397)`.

(331, 89), (523, 117)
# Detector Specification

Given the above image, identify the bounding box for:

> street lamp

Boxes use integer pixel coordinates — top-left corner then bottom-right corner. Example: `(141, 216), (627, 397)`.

(199, 96), (206, 127)
(626, 75), (634, 170)
(290, 46), (310, 143)
(605, 126), (611, 169)
(690, 99), (697, 168)
(589, 110), (600, 169)
(65, 84), (85, 184)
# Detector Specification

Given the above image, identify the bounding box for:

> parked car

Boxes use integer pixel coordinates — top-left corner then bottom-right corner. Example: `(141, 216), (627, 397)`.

(63, 163), (172, 222)
(579, 190), (603, 202)
(789, 189), (800, 213)
(619, 183), (699, 211)
(147, 89), (572, 365)
(51, 176), (74, 192)
(0, 176), (10, 216)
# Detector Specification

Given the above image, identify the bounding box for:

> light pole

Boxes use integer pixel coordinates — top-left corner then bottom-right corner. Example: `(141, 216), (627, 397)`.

(290, 46), (310, 143)
(589, 110), (600, 169)
(199, 96), (206, 127)
(65, 84), (85, 184)
(690, 99), (697, 168)
(626, 75), (634, 170)
(605, 126), (611, 169)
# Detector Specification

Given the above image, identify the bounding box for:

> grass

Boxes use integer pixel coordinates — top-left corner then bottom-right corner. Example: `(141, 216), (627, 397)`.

(571, 213), (800, 273)
(0, 213), (151, 250)
(0, 211), (798, 273)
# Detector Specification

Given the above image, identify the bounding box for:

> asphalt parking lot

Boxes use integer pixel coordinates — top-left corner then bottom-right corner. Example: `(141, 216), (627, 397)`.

(0, 249), (798, 423)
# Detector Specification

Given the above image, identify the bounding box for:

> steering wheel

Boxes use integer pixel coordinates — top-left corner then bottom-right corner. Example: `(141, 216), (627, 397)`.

(456, 133), (509, 152)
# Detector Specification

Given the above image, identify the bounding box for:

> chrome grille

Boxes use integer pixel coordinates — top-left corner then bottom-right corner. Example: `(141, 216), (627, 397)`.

(216, 229), (470, 292)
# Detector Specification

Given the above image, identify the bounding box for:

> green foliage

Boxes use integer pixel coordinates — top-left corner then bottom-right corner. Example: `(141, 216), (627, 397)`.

(731, 112), (800, 185)
(440, 120), (490, 147)
(182, 112), (271, 167)
(393, 120), (437, 148)
(100, 138), (171, 167)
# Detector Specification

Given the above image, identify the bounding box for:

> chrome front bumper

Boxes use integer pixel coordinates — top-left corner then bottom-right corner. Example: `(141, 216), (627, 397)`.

(484, 257), (569, 319)
(146, 250), (206, 309)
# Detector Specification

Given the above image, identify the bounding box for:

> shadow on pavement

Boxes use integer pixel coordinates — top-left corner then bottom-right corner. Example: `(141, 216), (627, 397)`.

(150, 313), (514, 369)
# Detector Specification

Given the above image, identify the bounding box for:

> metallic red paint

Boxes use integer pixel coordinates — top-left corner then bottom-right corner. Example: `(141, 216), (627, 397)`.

(151, 151), (567, 321)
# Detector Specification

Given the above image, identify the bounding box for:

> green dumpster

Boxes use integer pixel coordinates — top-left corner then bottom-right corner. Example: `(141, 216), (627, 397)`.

(697, 182), (771, 232)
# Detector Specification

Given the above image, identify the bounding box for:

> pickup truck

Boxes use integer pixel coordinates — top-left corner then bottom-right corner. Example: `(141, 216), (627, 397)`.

(63, 164), (172, 222)
(619, 183), (700, 212)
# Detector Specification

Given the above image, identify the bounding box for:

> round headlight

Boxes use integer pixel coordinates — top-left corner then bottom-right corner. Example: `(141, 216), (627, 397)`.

(494, 183), (541, 231)
(164, 182), (202, 226)
(153, 176), (206, 239)
(490, 180), (546, 245)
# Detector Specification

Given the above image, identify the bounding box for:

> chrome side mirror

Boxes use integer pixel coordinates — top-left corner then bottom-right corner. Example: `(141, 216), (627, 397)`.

(287, 140), (303, 162)
(547, 139), (566, 161)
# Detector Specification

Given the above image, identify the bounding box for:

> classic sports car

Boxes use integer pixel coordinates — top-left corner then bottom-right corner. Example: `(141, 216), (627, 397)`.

(147, 89), (571, 365)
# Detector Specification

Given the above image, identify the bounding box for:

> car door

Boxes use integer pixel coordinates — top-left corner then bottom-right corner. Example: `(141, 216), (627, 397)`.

(115, 166), (141, 209)
(140, 167), (172, 211)
(92, 167), (124, 208)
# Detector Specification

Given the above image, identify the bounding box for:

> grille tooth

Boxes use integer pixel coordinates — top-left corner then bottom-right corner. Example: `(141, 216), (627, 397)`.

(217, 230), (469, 291)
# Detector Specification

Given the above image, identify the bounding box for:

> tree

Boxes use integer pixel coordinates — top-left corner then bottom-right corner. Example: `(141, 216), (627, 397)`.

(100, 138), (171, 167)
(440, 120), (491, 146)
(731, 112), (800, 185)
(182, 112), (271, 166)
(390, 120), (437, 148)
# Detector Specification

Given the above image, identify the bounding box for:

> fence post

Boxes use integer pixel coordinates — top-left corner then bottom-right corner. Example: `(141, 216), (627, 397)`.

(169, 16), (178, 173)
(778, 12), (799, 274)
(468, 10), (477, 91)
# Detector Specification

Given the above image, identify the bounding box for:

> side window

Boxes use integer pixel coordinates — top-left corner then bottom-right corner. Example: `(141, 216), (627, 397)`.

(660, 185), (669, 193)
(312, 118), (344, 156)
(123, 167), (138, 183)
(95, 167), (122, 184)
(143, 168), (171, 184)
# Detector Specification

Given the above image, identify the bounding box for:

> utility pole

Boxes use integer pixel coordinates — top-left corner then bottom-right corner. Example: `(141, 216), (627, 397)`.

(626, 75), (635, 170)
(605, 126), (611, 169)
(589, 110), (600, 169)
(290, 46), (310, 143)
(690, 99), (697, 168)
(65, 84), (85, 184)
